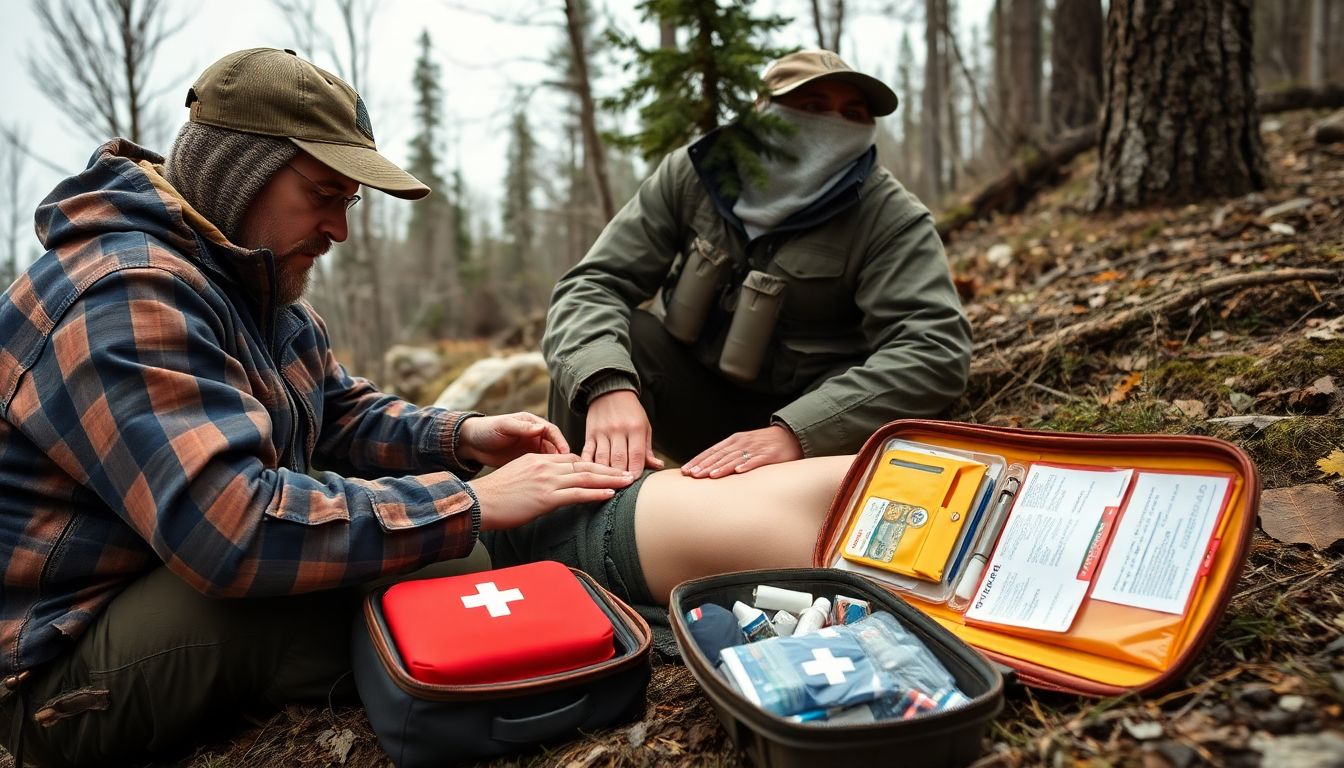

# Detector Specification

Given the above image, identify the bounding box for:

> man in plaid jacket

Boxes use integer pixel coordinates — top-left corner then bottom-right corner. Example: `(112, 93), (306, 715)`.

(0, 48), (631, 767)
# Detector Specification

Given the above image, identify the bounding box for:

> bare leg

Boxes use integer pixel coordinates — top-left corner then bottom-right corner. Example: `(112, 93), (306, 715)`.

(634, 455), (854, 603)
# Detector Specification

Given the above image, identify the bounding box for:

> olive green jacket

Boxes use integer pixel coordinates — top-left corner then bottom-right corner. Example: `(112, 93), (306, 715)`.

(542, 135), (972, 457)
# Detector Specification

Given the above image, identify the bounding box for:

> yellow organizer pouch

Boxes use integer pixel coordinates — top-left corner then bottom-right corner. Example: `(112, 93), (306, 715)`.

(839, 449), (987, 582)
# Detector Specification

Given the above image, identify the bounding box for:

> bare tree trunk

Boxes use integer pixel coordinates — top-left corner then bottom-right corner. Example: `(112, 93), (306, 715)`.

(923, 0), (945, 200)
(810, 0), (826, 48)
(968, 24), (980, 162)
(1309, 0), (1329, 85)
(989, 0), (1010, 162)
(0, 127), (29, 286)
(1048, 0), (1103, 136)
(829, 0), (845, 52)
(564, 0), (615, 223)
(1008, 0), (1043, 145)
(942, 0), (960, 190)
(1092, 0), (1268, 209)
(809, 0), (844, 52)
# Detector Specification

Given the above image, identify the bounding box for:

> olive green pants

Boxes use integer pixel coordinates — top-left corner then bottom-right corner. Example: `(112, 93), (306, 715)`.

(0, 544), (490, 768)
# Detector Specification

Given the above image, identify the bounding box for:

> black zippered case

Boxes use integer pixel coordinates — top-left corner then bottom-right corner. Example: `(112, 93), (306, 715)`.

(352, 568), (653, 768)
(670, 567), (1005, 768)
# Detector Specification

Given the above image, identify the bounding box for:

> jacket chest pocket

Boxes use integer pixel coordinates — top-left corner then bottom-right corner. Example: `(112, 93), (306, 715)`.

(771, 243), (857, 325)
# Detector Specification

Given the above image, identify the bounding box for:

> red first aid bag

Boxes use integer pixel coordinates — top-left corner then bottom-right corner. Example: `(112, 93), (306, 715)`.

(380, 560), (616, 685)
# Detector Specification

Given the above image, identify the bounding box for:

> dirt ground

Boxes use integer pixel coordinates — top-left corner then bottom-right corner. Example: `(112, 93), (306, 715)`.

(2, 110), (1341, 768)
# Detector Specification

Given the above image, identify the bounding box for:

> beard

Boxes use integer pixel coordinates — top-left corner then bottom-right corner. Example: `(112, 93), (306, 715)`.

(274, 235), (330, 305)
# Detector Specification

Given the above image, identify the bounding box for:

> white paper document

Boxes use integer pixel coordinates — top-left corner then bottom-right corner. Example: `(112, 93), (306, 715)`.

(963, 464), (1133, 632)
(1091, 471), (1231, 614)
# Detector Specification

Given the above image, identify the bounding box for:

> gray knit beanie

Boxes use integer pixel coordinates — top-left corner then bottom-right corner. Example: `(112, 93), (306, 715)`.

(163, 122), (299, 244)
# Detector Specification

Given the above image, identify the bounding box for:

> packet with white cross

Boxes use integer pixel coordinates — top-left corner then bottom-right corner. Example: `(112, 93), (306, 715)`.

(719, 625), (887, 717)
(719, 610), (968, 720)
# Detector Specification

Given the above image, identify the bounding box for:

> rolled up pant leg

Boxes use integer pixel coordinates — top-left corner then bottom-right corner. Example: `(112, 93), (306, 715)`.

(2, 544), (490, 768)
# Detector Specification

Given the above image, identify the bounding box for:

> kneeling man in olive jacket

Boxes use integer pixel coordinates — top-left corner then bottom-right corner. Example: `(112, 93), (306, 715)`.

(543, 50), (972, 479)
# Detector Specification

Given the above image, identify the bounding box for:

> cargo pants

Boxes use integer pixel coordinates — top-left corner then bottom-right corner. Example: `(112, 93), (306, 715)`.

(0, 544), (491, 768)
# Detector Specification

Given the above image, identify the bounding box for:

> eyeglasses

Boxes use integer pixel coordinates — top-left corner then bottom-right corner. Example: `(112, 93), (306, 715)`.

(284, 163), (361, 212)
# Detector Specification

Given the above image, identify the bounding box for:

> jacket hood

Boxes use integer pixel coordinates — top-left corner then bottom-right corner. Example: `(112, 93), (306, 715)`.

(32, 139), (278, 308)
(36, 139), (209, 257)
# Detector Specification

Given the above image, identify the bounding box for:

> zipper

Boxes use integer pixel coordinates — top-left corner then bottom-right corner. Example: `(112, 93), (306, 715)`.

(273, 309), (318, 470)
(364, 570), (652, 701)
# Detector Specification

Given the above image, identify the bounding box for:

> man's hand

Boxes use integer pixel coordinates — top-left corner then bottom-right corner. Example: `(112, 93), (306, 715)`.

(471, 453), (634, 531)
(459, 412), (568, 468)
(682, 425), (803, 479)
(583, 390), (665, 473)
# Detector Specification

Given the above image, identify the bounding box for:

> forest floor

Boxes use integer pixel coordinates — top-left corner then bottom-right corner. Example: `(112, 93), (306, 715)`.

(3, 110), (1342, 768)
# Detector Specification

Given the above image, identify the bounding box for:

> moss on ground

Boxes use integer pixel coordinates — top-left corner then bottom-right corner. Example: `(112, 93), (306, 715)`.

(1147, 355), (1260, 402)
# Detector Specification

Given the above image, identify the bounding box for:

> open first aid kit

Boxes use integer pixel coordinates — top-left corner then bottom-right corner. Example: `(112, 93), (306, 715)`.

(670, 420), (1257, 768)
(352, 560), (652, 768)
(815, 420), (1259, 696)
(670, 568), (1004, 768)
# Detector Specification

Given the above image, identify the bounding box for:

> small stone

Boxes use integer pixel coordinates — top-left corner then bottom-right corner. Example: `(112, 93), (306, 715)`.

(1269, 222), (1297, 236)
(987, 243), (1014, 268)
(627, 721), (649, 747)
(1251, 731), (1344, 768)
(1125, 718), (1166, 740)
(1228, 392), (1255, 413)
(1278, 694), (1307, 713)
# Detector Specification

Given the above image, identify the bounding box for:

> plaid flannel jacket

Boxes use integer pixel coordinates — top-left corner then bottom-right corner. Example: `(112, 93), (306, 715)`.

(0, 140), (481, 674)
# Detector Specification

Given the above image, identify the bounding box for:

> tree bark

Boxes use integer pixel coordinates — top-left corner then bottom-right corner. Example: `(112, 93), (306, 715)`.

(1309, 0), (1330, 85)
(564, 0), (614, 223)
(1092, 0), (1268, 210)
(1008, 0), (1043, 145)
(922, 0), (945, 200)
(1047, 0), (1102, 136)
(935, 82), (1344, 238)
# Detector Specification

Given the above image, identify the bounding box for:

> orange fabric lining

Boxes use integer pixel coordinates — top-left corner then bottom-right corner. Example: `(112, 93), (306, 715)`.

(819, 429), (1252, 691)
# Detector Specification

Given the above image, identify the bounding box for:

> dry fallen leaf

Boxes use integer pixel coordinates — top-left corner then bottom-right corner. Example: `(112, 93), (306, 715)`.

(1170, 399), (1208, 419)
(1259, 484), (1344, 549)
(1101, 372), (1145, 405)
(1319, 450), (1344, 478)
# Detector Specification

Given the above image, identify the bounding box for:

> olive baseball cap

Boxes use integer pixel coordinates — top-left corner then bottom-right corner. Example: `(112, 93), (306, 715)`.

(184, 47), (430, 199)
(762, 50), (899, 117)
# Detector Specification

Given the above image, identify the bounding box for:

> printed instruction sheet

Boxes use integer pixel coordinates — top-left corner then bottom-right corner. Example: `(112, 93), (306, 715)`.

(1091, 471), (1232, 614)
(963, 464), (1133, 632)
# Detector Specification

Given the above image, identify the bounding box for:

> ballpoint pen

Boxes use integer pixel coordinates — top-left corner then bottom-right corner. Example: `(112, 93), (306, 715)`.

(948, 464), (1027, 612)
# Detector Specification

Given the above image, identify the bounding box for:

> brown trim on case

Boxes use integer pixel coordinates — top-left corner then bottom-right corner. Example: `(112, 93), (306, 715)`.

(361, 569), (652, 702)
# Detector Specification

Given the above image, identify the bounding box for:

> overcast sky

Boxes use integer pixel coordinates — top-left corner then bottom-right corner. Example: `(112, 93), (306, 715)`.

(0, 0), (991, 259)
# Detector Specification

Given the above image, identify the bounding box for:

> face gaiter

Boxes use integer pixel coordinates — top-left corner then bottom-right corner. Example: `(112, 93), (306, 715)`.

(731, 102), (878, 240)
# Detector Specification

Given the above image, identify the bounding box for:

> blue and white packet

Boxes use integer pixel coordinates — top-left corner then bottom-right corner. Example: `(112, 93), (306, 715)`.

(849, 612), (962, 697)
(719, 626), (886, 717)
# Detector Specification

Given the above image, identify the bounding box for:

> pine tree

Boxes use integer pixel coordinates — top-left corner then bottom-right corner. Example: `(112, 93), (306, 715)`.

(604, 0), (789, 193)
(502, 106), (538, 317)
(407, 29), (449, 243)
(402, 28), (458, 338)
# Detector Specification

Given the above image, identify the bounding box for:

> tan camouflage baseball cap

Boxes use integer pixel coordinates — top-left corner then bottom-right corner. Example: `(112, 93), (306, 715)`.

(762, 50), (899, 117)
(184, 47), (429, 200)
